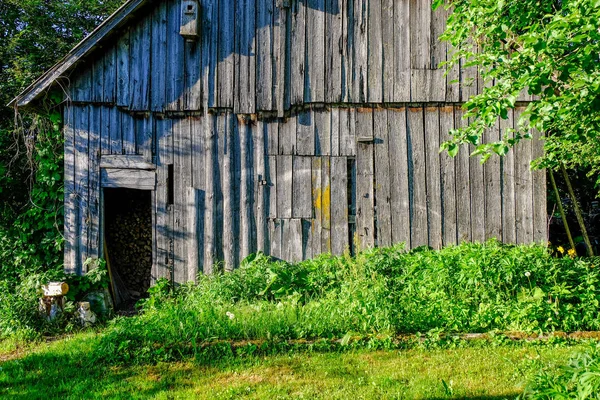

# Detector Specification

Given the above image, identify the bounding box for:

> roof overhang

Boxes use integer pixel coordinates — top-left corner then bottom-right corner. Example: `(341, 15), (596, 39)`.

(8, 0), (155, 109)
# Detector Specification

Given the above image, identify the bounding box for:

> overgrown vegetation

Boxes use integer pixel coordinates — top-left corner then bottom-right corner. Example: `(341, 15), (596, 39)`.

(86, 242), (600, 365)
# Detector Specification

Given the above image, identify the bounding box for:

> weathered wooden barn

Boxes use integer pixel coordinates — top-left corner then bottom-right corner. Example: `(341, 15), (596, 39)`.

(11, 0), (546, 289)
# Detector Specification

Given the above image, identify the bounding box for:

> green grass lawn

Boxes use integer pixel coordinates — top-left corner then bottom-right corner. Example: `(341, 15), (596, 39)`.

(0, 333), (591, 400)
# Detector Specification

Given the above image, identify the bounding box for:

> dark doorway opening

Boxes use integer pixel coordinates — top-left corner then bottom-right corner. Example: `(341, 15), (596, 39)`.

(104, 188), (152, 309)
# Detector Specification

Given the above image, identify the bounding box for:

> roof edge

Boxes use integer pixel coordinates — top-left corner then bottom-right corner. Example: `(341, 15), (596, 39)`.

(8, 0), (152, 109)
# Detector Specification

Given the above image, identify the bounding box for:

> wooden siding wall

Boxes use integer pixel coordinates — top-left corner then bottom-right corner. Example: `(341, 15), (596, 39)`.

(67, 0), (534, 114)
(64, 103), (546, 278)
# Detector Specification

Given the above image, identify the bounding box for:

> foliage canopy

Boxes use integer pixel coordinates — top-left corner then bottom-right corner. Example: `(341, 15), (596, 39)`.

(437, 0), (600, 189)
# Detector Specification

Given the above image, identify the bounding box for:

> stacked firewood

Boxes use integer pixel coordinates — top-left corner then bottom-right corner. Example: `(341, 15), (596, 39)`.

(105, 192), (152, 298)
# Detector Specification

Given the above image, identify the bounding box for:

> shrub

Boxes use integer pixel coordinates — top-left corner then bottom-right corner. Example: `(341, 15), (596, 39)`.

(92, 241), (600, 364)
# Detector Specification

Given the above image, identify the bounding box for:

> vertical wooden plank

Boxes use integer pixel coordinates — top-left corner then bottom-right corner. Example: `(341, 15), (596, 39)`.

(306, 0), (325, 102)
(154, 118), (172, 280)
(292, 156), (312, 218)
(166, 0), (185, 111)
(356, 108), (375, 249)
(339, 108), (357, 156)
(277, 155), (293, 219)
(484, 121), (503, 241)
(204, 113), (217, 274)
(514, 107), (534, 244)
(297, 109), (315, 155)
(129, 19), (141, 109)
(172, 119), (188, 283)
(532, 129), (547, 244)
(184, 36), (202, 110)
(290, 0), (306, 105)
(470, 131), (486, 243)
(201, 0), (216, 109)
(269, 218), (283, 259)
(267, 155), (277, 220)
(92, 57), (104, 104)
(315, 109), (331, 156)
(425, 107), (442, 249)
(151, 1), (167, 111)
(109, 107), (121, 155)
(221, 113), (236, 271)
(330, 108), (340, 157)
(409, 0), (430, 70)
(381, 0), (394, 102)
(131, 17), (151, 110)
(440, 106), (457, 246)
(187, 187), (199, 281)
(255, 120), (268, 252)
(218, 0), (235, 108)
(182, 118), (194, 277)
(341, 0), (351, 102)
(88, 107), (101, 260)
(374, 108), (391, 246)
(367, 0), (383, 102)
(393, 0), (410, 102)
(407, 107), (428, 248)
(321, 157), (331, 253)
(279, 114), (297, 155)
(239, 117), (256, 258)
(191, 117), (205, 189)
(455, 108), (472, 242)
(101, 106), (111, 155)
(257, 0), (274, 110)
(283, 218), (303, 262)
(64, 106), (77, 274)
(352, 0), (368, 102)
(136, 114), (153, 160)
(116, 29), (130, 108)
(267, 117), (279, 155)
(388, 107), (410, 246)
(234, 0), (257, 113)
(311, 157), (323, 256)
(501, 109), (516, 244)
(102, 46), (116, 103)
(274, 2), (288, 116)
(75, 106), (90, 272)
(330, 156), (349, 254)
(325, 0), (343, 103)
(122, 111), (136, 155)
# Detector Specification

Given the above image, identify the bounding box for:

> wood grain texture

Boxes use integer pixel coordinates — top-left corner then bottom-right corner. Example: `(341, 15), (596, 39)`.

(425, 107), (442, 249)
(387, 107), (410, 246)
(330, 156), (349, 255)
(407, 107), (427, 248)
(356, 108), (375, 249)
(374, 108), (391, 246)
(439, 106), (457, 246)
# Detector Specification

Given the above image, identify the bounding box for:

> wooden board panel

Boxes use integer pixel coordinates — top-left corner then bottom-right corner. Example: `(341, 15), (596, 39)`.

(330, 156), (349, 254)
(88, 107), (101, 261)
(109, 107), (121, 155)
(292, 156), (312, 218)
(130, 17), (150, 110)
(184, 37), (202, 110)
(100, 106), (111, 155)
(277, 155), (293, 219)
(514, 108), (534, 244)
(239, 118), (256, 258)
(290, 0), (306, 105)
(425, 107), (442, 249)
(409, 0), (431, 70)
(469, 133), (486, 243)
(501, 109), (516, 243)
(255, 120), (268, 252)
(150, 1), (167, 111)
(484, 121), (502, 240)
(92, 56), (104, 104)
(381, 0), (394, 102)
(116, 29), (130, 107)
(218, 0), (235, 108)
(191, 116), (205, 189)
(121, 111), (136, 155)
(186, 187), (199, 281)
(356, 109), (375, 249)
(101, 169), (156, 190)
(339, 108), (356, 156)
(279, 114), (297, 155)
(321, 157), (331, 253)
(439, 105), (457, 246)
(267, 155), (277, 220)
(330, 108), (340, 157)
(136, 114), (153, 159)
(296, 109), (315, 155)
(154, 117), (173, 280)
(102, 46), (116, 104)
(306, 0), (325, 102)
(234, 0), (257, 113)
(325, 0), (343, 103)
(64, 106), (77, 274)
(374, 109), (392, 246)
(257, 0), (275, 110)
(166, 0), (184, 111)
(367, 0), (383, 102)
(269, 218), (283, 259)
(221, 113), (236, 271)
(311, 157), (323, 256)
(341, 0), (351, 102)
(315, 109), (331, 156)
(393, 0), (410, 102)
(407, 107), (427, 248)
(100, 155), (155, 170)
(387, 107), (410, 247)
(532, 129), (547, 243)
(454, 108), (471, 243)
(352, 0), (368, 102)
(201, 0), (217, 109)
(75, 106), (90, 272)
(203, 113), (217, 273)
